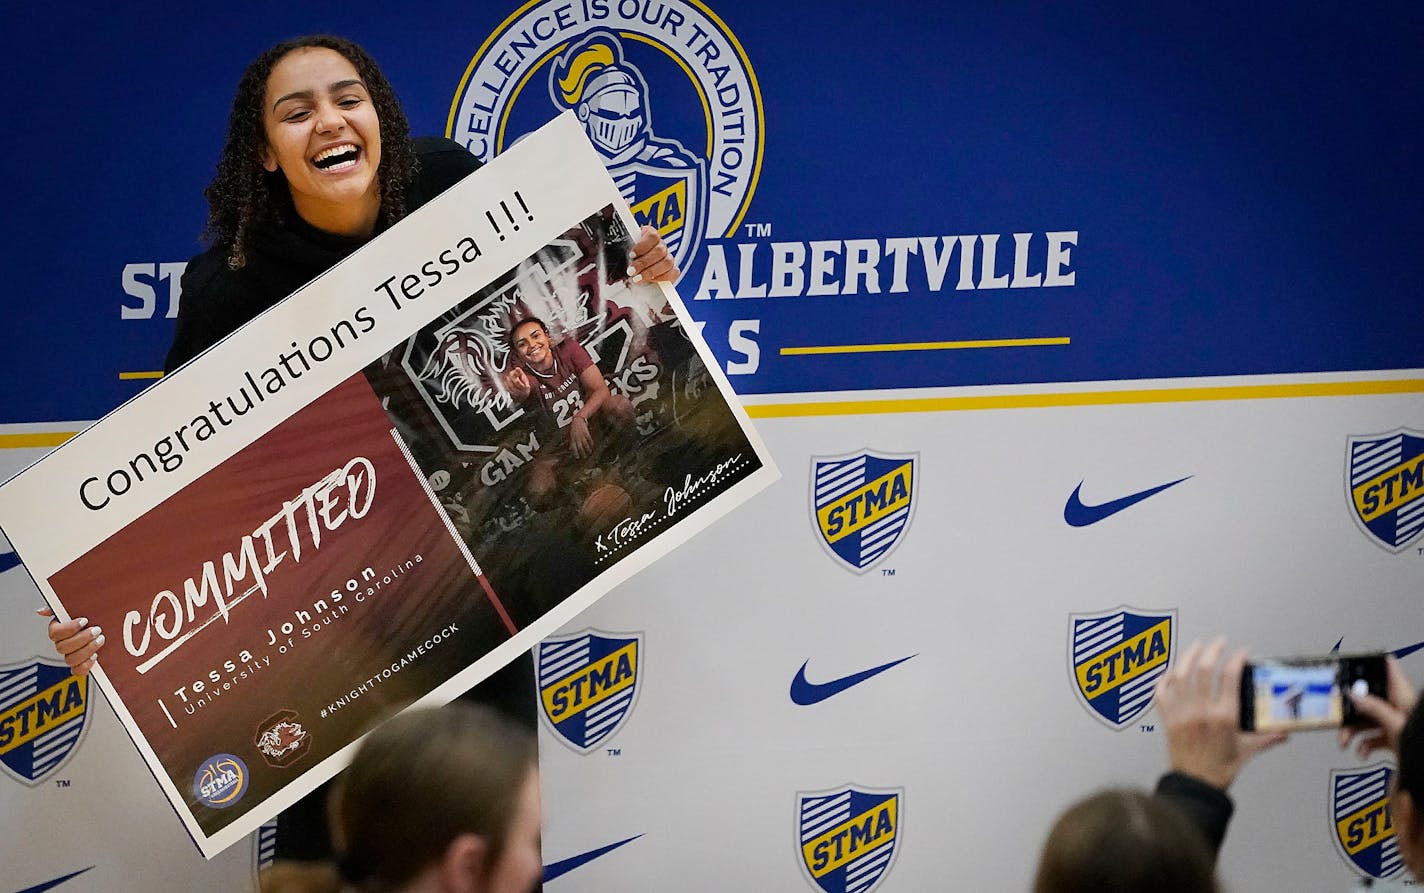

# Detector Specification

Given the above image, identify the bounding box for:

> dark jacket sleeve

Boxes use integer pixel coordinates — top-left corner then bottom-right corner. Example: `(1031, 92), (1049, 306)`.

(408, 136), (484, 206)
(164, 250), (229, 374)
(1155, 771), (1236, 858)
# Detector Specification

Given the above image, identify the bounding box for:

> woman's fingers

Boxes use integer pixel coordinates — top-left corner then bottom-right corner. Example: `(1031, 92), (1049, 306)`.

(39, 609), (104, 674)
(628, 226), (679, 283)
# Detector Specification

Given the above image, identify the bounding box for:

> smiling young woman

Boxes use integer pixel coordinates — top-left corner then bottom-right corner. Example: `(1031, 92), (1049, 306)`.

(41, 32), (675, 869)
(259, 46), (385, 238)
(156, 33), (675, 372)
(165, 34), (444, 372)
(37, 32), (683, 873)
(204, 36), (412, 271)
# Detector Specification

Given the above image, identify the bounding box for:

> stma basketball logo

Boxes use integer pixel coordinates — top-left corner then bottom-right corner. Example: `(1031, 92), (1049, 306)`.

(1069, 607), (1175, 730)
(797, 785), (902, 893)
(1346, 429), (1424, 552)
(193, 753), (248, 810)
(811, 451), (917, 575)
(448, 1), (763, 275)
(1330, 764), (1404, 881)
(537, 629), (642, 753)
(0, 658), (90, 786)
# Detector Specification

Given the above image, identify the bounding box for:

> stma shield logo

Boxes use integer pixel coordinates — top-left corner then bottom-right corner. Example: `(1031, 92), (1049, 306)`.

(811, 451), (917, 574)
(1069, 607), (1175, 729)
(1346, 429), (1424, 552)
(537, 630), (642, 753)
(448, 2), (764, 276)
(0, 658), (90, 786)
(797, 785), (902, 893)
(1330, 765), (1404, 881)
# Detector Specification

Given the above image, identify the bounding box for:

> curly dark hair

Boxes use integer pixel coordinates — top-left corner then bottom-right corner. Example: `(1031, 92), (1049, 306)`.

(203, 35), (417, 269)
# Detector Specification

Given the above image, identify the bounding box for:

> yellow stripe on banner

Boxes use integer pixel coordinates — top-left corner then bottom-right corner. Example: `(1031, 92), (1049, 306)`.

(6, 381), (1420, 448)
(782, 337), (1070, 356)
(0, 432), (74, 449)
(746, 379), (1424, 419)
(119, 371), (163, 380)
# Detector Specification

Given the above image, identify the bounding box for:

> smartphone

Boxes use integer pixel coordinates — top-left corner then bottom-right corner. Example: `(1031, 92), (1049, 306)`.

(1239, 653), (1388, 732)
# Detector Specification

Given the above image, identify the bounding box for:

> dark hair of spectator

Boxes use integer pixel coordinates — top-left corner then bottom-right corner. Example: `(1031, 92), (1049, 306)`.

(1033, 789), (1220, 893)
(258, 703), (536, 893)
(1398, 697), (1424, 804)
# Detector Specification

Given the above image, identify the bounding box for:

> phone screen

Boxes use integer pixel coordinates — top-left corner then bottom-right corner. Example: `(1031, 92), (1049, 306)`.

(1239, 654), (1387, 732)
(1251, 660), (1341, 731)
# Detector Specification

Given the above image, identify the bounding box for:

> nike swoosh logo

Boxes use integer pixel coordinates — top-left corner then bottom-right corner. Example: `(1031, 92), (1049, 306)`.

(1064, 477), (1191, 527)
(790, 655), (916, 706)
(1394, 641), (1424, 659)
(18, 867), (94, 893)
(1332, 637), (1424, 659)
(0, 551), (20, 574)
(543, 835), (642, 881)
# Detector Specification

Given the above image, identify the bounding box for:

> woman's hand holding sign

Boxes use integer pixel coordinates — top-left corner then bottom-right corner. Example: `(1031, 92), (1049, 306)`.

(38, 607), (103, 675)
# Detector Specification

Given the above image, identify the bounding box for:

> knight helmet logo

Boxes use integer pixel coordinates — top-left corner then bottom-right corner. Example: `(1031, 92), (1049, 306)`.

(550, 31), (707, 270)
(1330, 764), (1404, 881)
(537, 630), (642, 754)
(797, 785), (903, 893)
(811, 451), (917, 574)
(450, 7), (763, 277)
(1069, 607), (1176, 729)
(1346, 429), (1424, 552)
(0, 658), (90, 786)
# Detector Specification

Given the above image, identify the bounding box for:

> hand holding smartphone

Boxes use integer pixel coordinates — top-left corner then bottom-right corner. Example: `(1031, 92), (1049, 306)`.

(1239, 653), (1388, 732)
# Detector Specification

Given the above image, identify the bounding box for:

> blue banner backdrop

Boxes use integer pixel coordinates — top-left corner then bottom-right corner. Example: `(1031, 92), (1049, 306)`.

(3, 3), (1421, 417)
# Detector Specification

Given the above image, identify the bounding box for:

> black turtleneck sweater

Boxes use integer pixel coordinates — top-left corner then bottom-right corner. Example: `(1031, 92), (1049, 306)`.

(166, 137), (481, 373)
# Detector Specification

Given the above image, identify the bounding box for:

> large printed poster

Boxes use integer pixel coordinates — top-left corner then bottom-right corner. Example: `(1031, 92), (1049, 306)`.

(0, 114), (776, 857)
(376, 202), (764, 615)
